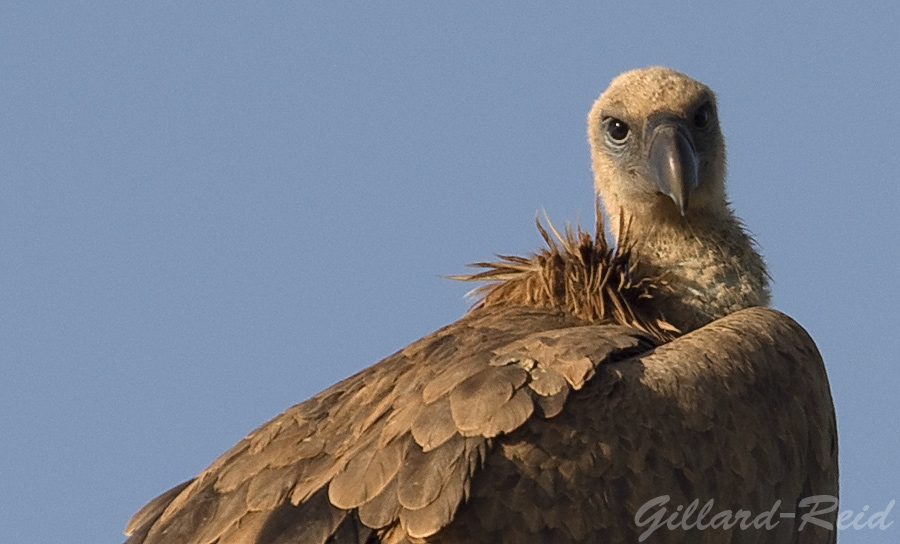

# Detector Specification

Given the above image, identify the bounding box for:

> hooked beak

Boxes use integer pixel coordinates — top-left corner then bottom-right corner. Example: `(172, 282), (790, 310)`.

(648, 120), (699, 216)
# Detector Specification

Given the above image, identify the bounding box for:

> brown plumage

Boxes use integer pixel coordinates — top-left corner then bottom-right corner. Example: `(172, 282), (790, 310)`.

(125, 67), (837, 543)
(454, 210), (679, 342)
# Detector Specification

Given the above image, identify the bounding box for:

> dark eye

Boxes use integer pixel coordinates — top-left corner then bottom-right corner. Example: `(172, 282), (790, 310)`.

(693, 104), (711, 128)
(605, 118), (630, 145)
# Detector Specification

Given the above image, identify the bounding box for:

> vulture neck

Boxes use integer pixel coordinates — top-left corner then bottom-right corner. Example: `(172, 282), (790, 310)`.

(614, 204), (771, 333)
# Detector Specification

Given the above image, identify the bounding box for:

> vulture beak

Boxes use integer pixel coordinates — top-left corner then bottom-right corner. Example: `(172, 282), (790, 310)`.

(648, 118), (699, 216)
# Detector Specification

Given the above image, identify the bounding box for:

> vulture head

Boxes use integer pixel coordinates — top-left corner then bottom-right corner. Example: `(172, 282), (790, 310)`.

(589, 66), (728, 229)
(588, 66), (769, 332)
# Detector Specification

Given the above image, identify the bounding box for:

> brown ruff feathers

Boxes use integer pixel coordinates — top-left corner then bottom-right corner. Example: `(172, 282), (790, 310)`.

(454, 203), (679, 342)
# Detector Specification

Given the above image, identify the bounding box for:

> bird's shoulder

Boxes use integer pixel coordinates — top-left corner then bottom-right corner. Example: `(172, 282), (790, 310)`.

(441, 306), (837, 543)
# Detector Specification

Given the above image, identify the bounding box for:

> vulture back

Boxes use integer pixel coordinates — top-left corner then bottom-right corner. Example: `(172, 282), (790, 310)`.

(125, 306), (837, 544)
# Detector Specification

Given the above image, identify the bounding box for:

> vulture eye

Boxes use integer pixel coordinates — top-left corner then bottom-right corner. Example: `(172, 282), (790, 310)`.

(605, 118), (630, 145)
(693, 104), (711, 128)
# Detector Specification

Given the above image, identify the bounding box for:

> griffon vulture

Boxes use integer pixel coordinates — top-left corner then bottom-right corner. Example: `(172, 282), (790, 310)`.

(124, 67), (837, 543)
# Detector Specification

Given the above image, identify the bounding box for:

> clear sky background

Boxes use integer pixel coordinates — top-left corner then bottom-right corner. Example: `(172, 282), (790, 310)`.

(2, 3), (898, 543)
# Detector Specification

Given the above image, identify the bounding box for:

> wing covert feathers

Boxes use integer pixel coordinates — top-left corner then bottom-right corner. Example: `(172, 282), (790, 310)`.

(125, 306), (653, 543)
(126, 306), (835, 543)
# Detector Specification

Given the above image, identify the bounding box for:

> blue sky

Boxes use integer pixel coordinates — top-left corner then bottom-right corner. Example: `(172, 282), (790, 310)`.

(2, 3), (898, 542)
